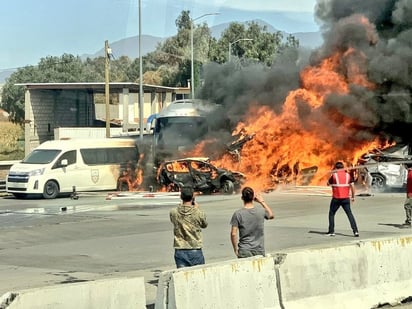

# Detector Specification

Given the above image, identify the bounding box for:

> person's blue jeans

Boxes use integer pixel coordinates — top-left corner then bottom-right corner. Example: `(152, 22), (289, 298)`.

(328, 198), (358, 233)
(174, 249), (205, 268)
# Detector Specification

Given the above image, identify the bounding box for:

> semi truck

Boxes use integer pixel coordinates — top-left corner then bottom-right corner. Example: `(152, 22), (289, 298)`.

(137, 99), (222, 190)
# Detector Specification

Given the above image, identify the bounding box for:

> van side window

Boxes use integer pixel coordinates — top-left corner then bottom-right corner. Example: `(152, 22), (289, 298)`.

(80, 147), (138, 165)
(96, 149), (107, 164)
(52, 150), (76, 169)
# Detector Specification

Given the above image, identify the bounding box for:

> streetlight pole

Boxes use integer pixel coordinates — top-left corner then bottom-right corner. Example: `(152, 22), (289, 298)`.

(190, 12), (219, 99)
(105, 40), (111, 138)
(138, 0), (144, 140)
(228, 38), (253, 62)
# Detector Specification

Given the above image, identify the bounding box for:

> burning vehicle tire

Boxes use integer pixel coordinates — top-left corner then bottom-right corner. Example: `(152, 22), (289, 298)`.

(157, 157), (245, 195)
(220, 179), (235, 195)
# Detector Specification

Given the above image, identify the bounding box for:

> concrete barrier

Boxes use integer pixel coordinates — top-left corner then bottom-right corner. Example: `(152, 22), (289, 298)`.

(155, 236), (412, 309)
(3, 236), (412, 308)
(278, 236), (412, 308)
(155, 255), (280, 309)
(0, 277), (146, 309)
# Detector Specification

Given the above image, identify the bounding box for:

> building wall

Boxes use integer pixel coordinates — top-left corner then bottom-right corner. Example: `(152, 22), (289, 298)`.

(54, 90), (93, 128)
(94, 91), (175, 124)
(23, 85), (188, 155)
(25, 89), (94, 153)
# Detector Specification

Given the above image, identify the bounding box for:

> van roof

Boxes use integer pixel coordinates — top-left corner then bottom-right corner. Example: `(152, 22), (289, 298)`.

(35, 138), (137, 150)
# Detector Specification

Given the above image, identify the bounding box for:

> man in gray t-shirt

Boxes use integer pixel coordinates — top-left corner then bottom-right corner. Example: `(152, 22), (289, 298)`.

(230, 187), (274, 258)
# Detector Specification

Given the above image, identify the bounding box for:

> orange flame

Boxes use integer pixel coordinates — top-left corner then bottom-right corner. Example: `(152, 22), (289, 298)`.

(192, 45), (390, 191)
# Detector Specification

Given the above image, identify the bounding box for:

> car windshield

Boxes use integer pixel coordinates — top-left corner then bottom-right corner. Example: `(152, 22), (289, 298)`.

(22, 149), (61, 164)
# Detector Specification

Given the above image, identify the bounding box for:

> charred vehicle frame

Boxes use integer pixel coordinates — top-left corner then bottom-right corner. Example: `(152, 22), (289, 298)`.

(156, 157), (245, 194)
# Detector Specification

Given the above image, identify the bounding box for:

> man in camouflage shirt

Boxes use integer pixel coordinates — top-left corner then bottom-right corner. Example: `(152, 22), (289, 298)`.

(170, 186), (208, 268)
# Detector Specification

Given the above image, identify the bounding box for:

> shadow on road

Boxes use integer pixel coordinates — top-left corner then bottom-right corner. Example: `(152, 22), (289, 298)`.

(378, 223), (411, 229)
(308, 230), (354, 237)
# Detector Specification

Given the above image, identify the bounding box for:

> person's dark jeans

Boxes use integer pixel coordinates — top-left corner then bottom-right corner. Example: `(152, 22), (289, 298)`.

(174, 249), (205, 268)
(328, 198), (358, 233)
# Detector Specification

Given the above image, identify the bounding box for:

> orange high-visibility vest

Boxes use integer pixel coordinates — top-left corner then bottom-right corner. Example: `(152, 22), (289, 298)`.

(407, 169), (412, 196)
(330, 170), (351, 198)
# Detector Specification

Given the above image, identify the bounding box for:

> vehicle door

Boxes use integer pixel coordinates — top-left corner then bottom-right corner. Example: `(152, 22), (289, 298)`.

(50, 150), (85, 192)
(190, 161), (212, 190)
(171, 160), (194, 188)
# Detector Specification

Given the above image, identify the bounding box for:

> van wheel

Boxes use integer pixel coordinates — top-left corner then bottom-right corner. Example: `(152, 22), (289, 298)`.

(221, 180), (234, 195)
(43, 180), (59, 199)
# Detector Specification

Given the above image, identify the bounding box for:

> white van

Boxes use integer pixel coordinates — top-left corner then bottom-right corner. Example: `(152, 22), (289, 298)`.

(6, 138), (138, 199)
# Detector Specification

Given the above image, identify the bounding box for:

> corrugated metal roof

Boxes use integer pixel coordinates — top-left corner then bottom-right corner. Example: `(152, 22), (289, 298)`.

(15, 82), (186, 93)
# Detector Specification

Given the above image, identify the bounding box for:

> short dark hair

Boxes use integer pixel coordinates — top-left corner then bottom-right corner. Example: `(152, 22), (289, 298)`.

(241, 187), (254, 203)
(334, 162), (344, 169)
(180, 186), (194, 202)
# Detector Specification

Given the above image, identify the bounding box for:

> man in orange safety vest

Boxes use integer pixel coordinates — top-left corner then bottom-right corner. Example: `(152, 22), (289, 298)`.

(326, 161), (359, 237)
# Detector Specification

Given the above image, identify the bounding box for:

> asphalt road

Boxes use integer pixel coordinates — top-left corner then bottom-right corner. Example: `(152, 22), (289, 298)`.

(0, 186), (411, 307)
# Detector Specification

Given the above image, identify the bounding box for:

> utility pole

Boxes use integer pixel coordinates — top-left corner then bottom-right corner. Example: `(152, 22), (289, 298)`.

(105, 40), (111, 138)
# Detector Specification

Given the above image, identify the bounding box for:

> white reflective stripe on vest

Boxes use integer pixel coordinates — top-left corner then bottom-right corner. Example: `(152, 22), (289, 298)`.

(330, 172), (350, 187)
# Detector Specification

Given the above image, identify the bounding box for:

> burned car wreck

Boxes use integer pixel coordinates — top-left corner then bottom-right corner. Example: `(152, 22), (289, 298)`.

(156, 157), (245, 194)
(357, 144), (412, 192)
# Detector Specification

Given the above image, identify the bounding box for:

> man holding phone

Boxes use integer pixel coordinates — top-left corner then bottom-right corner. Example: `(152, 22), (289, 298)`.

(169, 186), (208, 268)
(230, 186), (275, 258)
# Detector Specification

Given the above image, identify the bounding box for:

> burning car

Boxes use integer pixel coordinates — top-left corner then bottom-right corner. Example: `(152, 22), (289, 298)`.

(357, 144), (412, 192)
(156, 157), (245, 194)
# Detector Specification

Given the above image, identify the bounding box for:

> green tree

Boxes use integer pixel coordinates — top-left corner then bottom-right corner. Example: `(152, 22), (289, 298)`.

(0, 12), (302, 124)
(1, 54), (101, 123)
(213, 22), (247, 63)
(176, 10), (191, 31)
(147, 10), (215, 88)
(209, 21), (300, 66)
(36, 54), (87, 82)
(82, 57), (105, 81)
(110, 56), (132, 81)
(0, 67), (36, 123)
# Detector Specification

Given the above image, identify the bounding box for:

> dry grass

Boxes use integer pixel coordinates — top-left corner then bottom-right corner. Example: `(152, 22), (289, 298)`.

(0, 122), (24, 160)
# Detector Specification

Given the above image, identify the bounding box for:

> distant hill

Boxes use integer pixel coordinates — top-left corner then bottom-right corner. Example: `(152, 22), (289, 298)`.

(210, 19), (322, 49)
(97, 19), (322, 61)
(1, 21), (322, 82)
(81, 35), (167, 60)
(0, 69), (16, 83)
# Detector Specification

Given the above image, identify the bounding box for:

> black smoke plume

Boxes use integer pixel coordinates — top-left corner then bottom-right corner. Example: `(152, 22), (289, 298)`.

(200, 0), (412, 146)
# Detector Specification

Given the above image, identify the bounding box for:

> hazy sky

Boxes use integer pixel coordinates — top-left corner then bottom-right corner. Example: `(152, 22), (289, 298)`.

(0, 0), (318, 70)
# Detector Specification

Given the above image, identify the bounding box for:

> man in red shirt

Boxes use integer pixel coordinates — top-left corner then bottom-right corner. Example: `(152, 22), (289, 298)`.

(326, 161), (359, 237)
(403, 164), (412, 227)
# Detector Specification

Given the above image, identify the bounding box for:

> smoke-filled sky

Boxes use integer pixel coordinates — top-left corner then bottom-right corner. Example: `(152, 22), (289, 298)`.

(200, 0), (412, 146)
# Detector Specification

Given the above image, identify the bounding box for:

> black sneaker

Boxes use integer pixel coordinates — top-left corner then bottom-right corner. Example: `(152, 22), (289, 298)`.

(354, 232), (359, 237)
